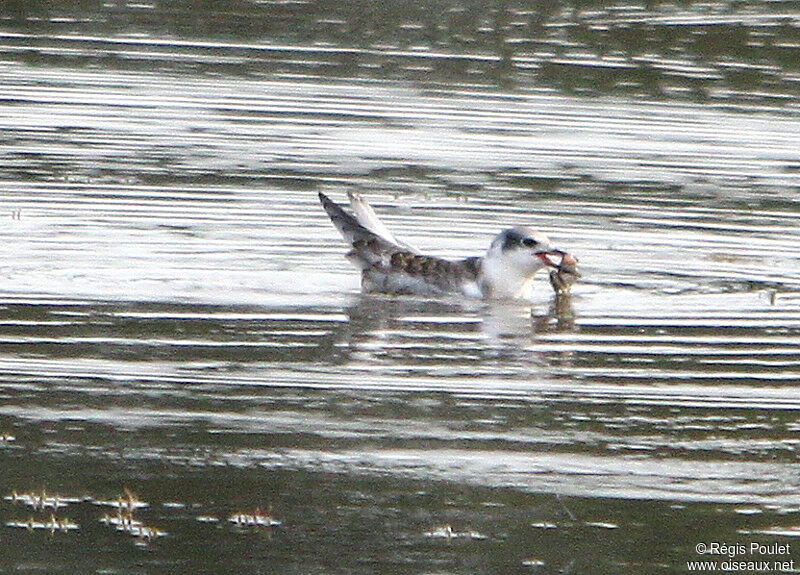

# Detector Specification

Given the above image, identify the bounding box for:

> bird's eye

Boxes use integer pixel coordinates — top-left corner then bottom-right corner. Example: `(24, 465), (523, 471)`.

(522, 238), (537, 247)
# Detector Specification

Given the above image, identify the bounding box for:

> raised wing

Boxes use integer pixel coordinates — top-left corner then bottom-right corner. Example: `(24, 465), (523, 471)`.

(318, 192), (396, 269)
(347, 191), (419, 254)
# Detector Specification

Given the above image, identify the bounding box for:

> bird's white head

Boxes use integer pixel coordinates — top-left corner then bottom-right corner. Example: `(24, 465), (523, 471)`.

(481, 227), (565, 299)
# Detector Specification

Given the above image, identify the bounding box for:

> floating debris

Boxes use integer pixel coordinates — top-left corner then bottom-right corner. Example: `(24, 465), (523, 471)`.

(99, 512), (143, 531)
(228, 508), (281, 528)
(6, 515), (79, 533)
(522, 558), (546, 567)
(47, 515), (79, 533)
(739, 527), (800, 537)
(585, 522), (619, 530)
(424, 525), (487, 540)
(95, 489), (165, 545)
(4, 490), (81, 511)
(94, 499), (149, 511)
(196, 515), (220, 523)
(530, 522), (558, 529)
(99, 510), (165, 543)
(129, 524), (166, 541)
(6, 519), (38, 531)
(93, 489), (148, 512)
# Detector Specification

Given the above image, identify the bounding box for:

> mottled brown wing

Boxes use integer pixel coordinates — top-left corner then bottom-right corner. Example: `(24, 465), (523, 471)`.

(383, 252), (482, 292)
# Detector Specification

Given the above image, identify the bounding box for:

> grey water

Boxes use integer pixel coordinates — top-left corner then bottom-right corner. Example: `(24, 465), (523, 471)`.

(1, 1), (800, 573)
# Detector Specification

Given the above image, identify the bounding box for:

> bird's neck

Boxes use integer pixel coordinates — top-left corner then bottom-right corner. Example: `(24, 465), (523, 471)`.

(479, 254), (536, 300)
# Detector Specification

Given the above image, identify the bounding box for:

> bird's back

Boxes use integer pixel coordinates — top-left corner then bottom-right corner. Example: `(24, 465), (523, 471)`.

(319, 192), (483, 296)
(361, 252), (483, 296)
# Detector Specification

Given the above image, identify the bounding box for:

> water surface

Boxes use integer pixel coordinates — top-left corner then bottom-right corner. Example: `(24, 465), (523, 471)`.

(1, 1), (800, 573)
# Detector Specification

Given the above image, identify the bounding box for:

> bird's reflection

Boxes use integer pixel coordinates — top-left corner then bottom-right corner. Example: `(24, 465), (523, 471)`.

(535, 292), (576, 333)
(483, 292), (575, 341)
(340, 291), (576, 348)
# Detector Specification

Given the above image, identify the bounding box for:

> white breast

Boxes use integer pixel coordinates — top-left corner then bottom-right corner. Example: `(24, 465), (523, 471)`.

(480, 255), (538, 300)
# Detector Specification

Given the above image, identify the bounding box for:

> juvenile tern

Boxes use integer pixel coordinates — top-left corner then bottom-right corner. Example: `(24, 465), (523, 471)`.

(319, 191), (578, 300)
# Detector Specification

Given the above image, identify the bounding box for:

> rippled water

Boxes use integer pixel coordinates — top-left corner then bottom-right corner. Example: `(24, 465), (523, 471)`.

(2, 1), (800, 573)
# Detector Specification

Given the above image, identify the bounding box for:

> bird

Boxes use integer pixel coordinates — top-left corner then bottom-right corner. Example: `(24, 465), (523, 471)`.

(318, 191), (579, 300)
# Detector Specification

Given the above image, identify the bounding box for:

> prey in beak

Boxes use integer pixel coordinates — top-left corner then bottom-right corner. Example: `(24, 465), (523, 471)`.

(547, 250), (581, 295)
(481, 227), (581, 299)
(535, 249), (562, 269)
(536, 249), (582, 277)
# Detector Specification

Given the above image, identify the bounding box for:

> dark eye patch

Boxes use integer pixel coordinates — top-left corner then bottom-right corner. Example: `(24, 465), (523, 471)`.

(500, 230), (539, 251)
(501, 230), (523, 251)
